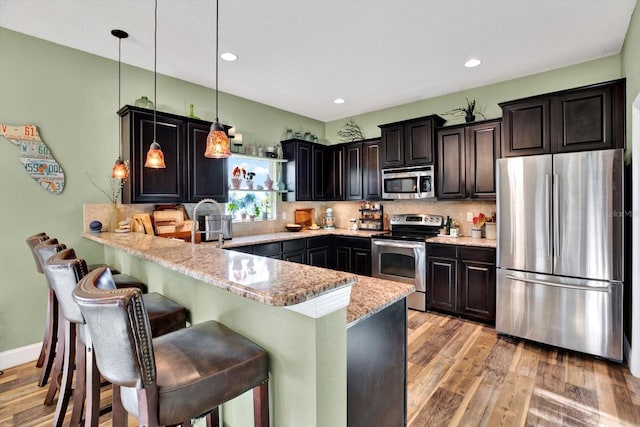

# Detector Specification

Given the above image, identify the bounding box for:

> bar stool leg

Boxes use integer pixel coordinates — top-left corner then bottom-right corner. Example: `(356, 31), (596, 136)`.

(51, 321), (75, 427)
(84, 344), (101, 427)
(70, 336), (86, 427)
(37, 289), (58, 386)
(44, 309), (65, 405)
(253, 382), (269, 427)
(206, 408), (220, 427)
(112, 385), (127, 427)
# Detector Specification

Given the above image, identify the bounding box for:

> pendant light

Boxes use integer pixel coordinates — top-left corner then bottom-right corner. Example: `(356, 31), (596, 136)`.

(144, 0), (166, 168)
(204, 0), (231, 158)
(111, 29), (129, 179)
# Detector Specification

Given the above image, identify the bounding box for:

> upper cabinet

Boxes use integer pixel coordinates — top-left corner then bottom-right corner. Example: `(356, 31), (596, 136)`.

(119, 105), (228, 204)
(379, 115), (446, 168)
(437, 119), (500, 200)
(500, 78), (625, 157)
(282, 139), (313, 201)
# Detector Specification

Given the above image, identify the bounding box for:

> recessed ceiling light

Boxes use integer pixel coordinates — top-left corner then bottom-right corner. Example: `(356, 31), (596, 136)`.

(334, 98), (345, 104)
(221, 52), (238, 62)
(464, 58), (482, 68)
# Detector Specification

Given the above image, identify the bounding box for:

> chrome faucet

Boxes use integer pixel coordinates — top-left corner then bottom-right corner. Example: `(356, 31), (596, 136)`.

(192, 198), (224, 247)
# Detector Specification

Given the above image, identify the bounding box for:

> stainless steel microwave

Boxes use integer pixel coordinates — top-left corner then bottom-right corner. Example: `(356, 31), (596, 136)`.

(381, 165), (435, 199)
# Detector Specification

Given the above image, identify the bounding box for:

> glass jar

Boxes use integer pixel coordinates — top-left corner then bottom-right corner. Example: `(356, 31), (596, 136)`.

(134, 96), (154, 109)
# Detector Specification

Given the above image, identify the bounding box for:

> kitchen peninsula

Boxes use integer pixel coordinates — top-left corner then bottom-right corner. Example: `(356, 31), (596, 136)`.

(83, 231), (414, 427)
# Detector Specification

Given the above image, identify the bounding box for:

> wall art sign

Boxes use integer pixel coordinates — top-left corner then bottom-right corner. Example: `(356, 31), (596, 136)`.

(0, 123), (65, 194)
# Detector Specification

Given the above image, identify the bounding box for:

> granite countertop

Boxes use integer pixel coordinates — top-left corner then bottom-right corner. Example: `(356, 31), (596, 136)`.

(84, 231), (356, 307)
(426, 236), (497, 248)
(220, 228), (383, 248)
(347, 276), (414, 327)
(84, 231), (414, 324)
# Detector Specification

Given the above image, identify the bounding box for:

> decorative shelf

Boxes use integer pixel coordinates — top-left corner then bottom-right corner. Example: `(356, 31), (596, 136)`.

(228, 188), (289, 193)
(229, 153), (288, 163)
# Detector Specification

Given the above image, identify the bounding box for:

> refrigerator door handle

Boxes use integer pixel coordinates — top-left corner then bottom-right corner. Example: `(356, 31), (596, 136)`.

(505, 274), (611, 293)
(553, 174), (559, 258)
(546, 174), (552, 257)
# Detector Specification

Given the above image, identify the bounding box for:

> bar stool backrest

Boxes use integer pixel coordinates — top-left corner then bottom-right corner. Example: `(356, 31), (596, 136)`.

(26, 233), (50, 273)
(42, 248), (89, 325)
(73, 266), (156, 389)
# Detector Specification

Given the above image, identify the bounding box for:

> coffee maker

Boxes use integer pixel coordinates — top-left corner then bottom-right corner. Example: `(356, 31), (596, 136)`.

(323, 207), (336, 230)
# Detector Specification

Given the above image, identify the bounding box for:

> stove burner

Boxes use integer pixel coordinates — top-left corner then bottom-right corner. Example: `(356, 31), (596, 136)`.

(373, 213), (444, 241)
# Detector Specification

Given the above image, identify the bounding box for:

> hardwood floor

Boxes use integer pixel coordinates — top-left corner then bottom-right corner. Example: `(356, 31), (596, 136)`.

(407, 310), (640, 427)
(1, 310), (639, 426)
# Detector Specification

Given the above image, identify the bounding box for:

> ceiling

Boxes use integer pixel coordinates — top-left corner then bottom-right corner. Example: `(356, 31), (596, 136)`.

(0, 0), (637, 122)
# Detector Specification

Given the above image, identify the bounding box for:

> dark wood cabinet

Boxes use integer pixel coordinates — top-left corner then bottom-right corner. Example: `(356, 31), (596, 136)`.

(313, 144), (327, 200)
(466, 120), (500, 199)
(437, 119), (500, 200)
(458, 247), (496, 323)
(327, 145), (344, 200)
(500, 78), (625, 157)
(187, 122), (228, 203)
(333, 236), (372, 276)
(363, 139), (382, 200)
(120, 106), (186, 203)
(283, 239), (307, 264)
(282, 139), (313, 201)
(379, 115), (445, 168)
(437, 127), (466, 199)
(119, 105), (228, 204)
(344, 142), (363, 201)
(306, 236), (331, 268)
(427, 244), (496, 324)
(427, 245), (458, 313)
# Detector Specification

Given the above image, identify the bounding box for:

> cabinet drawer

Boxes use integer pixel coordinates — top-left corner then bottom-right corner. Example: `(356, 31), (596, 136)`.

(253, 242), (282, 257)
(333, 236), (371, 250)
(427, 244), (457, 258)
(283, 238), (306, 252)
(307, 236), (331, 249)
(460, 247), (496, 263)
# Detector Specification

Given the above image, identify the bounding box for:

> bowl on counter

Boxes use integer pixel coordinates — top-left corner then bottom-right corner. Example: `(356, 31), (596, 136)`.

(285, 223), (303, 232)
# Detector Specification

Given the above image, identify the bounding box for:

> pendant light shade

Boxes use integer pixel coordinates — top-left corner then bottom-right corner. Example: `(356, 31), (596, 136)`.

(145, 0), (166, 169)
(111, 29), (129, 179)
(144, 141), (166, 168)
(205, 121), (231, 158)
(204, 0), (231, 159)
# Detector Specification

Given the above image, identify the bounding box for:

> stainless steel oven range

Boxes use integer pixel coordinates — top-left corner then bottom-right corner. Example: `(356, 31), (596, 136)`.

(371, 214), (443, 311)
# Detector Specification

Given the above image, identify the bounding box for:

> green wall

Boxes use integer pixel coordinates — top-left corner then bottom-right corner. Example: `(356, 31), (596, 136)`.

(325, 55), (622, 144)
(0, 28), (323, 353)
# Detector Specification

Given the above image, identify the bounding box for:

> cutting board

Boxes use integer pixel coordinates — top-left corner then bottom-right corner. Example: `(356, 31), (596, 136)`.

(295, 208), (315, 228)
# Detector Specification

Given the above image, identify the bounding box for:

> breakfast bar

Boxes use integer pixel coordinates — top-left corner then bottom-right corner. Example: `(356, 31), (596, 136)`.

(83, 231), (414, 427)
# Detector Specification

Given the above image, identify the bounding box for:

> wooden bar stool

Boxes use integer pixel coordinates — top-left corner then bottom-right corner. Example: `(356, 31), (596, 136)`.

(74, 266), (270, 427)
(25, 233), (58, 387)
(42, 248), (188, 427)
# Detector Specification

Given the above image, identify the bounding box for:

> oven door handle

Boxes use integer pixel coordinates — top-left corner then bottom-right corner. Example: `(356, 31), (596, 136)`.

(372, 239), (425, 250)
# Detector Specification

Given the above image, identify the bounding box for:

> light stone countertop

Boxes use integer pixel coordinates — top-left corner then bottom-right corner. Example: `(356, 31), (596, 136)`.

(218, 228), (383, 248)
(84, 231), (356, 307)
(426, 235), (497, 248)
(84, 231), (414, 324)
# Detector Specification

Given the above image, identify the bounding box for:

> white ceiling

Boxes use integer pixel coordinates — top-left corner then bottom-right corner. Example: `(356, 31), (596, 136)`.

(0, 0), (637, 122)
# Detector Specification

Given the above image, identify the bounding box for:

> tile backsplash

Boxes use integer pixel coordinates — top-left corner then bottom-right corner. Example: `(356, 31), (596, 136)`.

(85, 198), (496, 238)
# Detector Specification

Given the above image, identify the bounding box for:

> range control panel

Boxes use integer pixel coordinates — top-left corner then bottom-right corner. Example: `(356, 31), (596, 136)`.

(389, 214), (444, 227)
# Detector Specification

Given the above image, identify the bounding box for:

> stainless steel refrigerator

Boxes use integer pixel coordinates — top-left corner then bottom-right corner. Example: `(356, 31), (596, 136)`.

(496, 149), (624, 361)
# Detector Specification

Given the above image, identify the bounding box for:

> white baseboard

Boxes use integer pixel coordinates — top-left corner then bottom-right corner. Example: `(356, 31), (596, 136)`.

(0, 343), (41, 371)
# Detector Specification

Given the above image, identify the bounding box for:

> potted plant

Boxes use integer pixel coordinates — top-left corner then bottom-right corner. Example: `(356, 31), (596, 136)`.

(249, 203), (261, 221)
(231, 166), (245, 189)
(246, 172), (256, 190)
(261, 196), (271, 220)
(443, 98), (486, 123)
(226, 195), (242, 219)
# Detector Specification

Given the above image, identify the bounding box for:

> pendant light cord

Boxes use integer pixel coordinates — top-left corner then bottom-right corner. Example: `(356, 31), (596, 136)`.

(215, 0), (219, 122)
(118, 35), (122, 158)
(153, 0), (158, 143)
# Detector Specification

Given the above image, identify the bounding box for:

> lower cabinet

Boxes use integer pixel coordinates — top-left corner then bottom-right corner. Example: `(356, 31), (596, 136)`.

(227, 235), (372, 276)
(333, 236), (372, 276)
(348, 298), (407, 427)
(306, 236), (332, 268)
(427, 244), (496, 323)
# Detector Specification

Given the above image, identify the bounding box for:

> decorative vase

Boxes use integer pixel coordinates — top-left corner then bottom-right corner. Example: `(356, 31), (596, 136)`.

(246, 180), (254, 190)
(188, 104), (200, 119)
(135, 96), (154, 109)
(264, 175), (273, 190)
(465, 114), (476, 123)
(108, 204), (121, 232)
(231, 177), (242, 189)
(286, 129), (293, 139)
(471, 228), (482, 238)
(262, 212), (268, 220)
